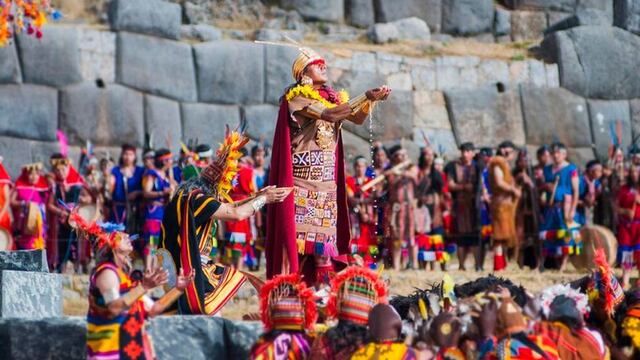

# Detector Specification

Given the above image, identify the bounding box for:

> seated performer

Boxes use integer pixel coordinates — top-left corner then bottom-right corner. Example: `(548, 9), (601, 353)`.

(69, 212), (195, 360)
(160, 128), (290, 316)
(250, 273), (317, 359)
(11, 163), (49, 250)
(351, 303), (417, 360)
(266, 43), (390, 286)
(310, 266), (388, 359)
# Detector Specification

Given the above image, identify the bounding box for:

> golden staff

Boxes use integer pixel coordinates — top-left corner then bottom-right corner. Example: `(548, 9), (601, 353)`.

(360, 160), (412, 193)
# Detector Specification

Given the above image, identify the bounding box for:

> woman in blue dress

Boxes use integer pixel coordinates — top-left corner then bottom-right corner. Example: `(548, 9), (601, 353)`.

(109, 144), (144, 233)
(141, 149), (174, 264)
(539, 143), (582, 271)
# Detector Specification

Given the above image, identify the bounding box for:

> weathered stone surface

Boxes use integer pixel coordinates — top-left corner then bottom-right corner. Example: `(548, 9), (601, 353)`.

(520, 85), (591, 147)
(441, 0), (494, 35)
(527, 59), (547, 87)
(0, 317), (85, 360)
(78, 29), (116, 83)
(346, 0), (375, 28)
(630, 99), (640, 142)
(567, 147), (596, 168)
(181, 103), (241, 147)
(411, 66), (437, 91)
(0, 250), (48, 273)
(0, 137), (36, 176)
(341, 129), (373, 164)
(0, 270), (62, 318)
(509, 60), (529, 84)
(255, 28), (303, 42)
(343, 90), (413, 141)
(149, 317), (262, 359)
(477, 60), (510, 86)
(387, 72), (412, 91)
(511, 10), (548, 41)
(587, 99), (632, 159)
(545, 63), (560, 87)
(281, 0), (344, 22)
(435, 55), (480, 68)
(183, 1), (211, 25)
(181, 24), (222, 42)
(391, 17), (431, 41)
(335, 69), (385, 96)
(243, 104), (279, 141)
(145, 95), (182, 151)
(540, 26), (640, 99)
(368, 23), (400, 44)
(117, 32), (197, 102)
(413, 91), (450, 129)
(60, 82), (144, 147)
(17, 26), (82, 87)
(0, 84), (58, 141)
(502, 0), (576, 12)
(435, 66), (462, 91)
(614, 0), (640, 35)
(444, 86), (526, 147)
(545, 8), (611, 35)
(374, 0), (442, 33)
(194, 41), (264, 105)
(109, 0), (181, 40)
(265, 45), (299, 104)
(494, 8), (512, 36)
(0, 42), (21, 83)
(414, 127), (459, 158)
(577, 0), (613, 21)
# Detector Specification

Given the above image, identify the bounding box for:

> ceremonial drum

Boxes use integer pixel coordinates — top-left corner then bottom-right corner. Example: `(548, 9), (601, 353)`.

(570, 225), (617, 270)
(156, 248), (177, 292)
(0, 227), (11, 250)
(78, 204), (102, 223)
(24, 202), (41, 235)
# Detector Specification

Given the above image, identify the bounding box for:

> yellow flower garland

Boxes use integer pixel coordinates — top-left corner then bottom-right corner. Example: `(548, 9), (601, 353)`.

(285, 84), (349, 108)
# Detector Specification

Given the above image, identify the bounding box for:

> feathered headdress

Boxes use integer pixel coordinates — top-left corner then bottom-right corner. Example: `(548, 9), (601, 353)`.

(69, 210), (127, 253)
(201, 125), (250, 203)
(326, 266), (388, 325)
(588, 248), (625, 317)
(539, 284), (589, 319)
(259, 273), (317, 332)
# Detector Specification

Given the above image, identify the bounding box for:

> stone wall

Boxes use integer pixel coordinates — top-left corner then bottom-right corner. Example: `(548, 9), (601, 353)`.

(2, 0), (640, 176)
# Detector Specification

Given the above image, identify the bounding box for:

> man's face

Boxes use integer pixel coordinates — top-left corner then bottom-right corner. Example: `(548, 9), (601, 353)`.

(253, 149), (265, 167)
(54, 164), (69, 180)
(304, 62), (328, 84)
(162, 157), (173, 170)
(122, 150), (135, 166)
(393, 150), (407, 164)
(461, 149), (474, 163)
(502, 147), (516, 162)
(374, 149), (387, 167)
(552, 149), (566, 164)
(354, 161), (367, 176)
(144, 157), (154, 169)
(422, 148), (434, 164)
(588, 165), (603, 180)
(537, 151), (550, 166)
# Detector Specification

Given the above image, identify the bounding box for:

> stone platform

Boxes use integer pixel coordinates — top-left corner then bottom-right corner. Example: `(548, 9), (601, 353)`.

(0, 270), (63, 318)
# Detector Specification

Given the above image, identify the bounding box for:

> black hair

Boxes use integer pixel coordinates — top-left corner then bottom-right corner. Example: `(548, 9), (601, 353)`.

(154, 148), (171, 169)
(119, 143), (137, 167)
(194, 144), (211, 154)
(536, 145), (550, 157)
(459, 142), (475, 151)
(585, 159), (601, 170)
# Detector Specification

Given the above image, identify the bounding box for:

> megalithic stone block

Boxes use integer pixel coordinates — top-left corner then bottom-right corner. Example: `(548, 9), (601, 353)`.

(0, 270), (62, 318)
(0, 250), (49, 272)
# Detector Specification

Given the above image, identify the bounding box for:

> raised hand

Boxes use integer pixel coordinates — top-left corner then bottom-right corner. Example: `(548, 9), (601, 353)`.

(176, 268), (195, 291)
(142, 266), (169, 290)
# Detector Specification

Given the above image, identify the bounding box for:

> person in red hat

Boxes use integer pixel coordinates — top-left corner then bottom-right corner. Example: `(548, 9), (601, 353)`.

(266, 45), (391, 287)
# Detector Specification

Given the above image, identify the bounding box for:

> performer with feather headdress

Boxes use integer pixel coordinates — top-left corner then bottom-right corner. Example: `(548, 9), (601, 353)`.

(160, 127), (291, 315)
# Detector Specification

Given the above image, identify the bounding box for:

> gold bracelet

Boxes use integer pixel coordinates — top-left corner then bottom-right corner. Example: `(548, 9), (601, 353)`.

(348, 93), (368, 113)
(122, 285), (147, 306)
(155, 288), (184, 309)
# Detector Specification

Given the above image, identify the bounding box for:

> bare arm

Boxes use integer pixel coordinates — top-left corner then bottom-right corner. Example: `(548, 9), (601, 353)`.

(212, 202), (257, 222)
(493, 167), (516, 195)
(570, 174), (580, 215)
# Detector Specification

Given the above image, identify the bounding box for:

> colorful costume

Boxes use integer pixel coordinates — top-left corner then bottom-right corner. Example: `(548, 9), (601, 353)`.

(142, 169), (170, 257)
(13, 165), (49, 250)
(223, 163), (255, 265)
(48, 161), (86, 270)
(0, 161), (12, 250)
(346, 175), (378, 265)
(385, 166), (418, 251)
(616, 184), (640, 269)
(160, 129), (250, 315)
(416, 167), (447, 263)
(267, 46), (364, 285)
(539, 163), (582, 257)
(87, 262), (154, 360)
(488, 156), (517, 271)
(110, 165), (144, 231)
(445, 160), (479, 247)
(250, 273), (317, 360)
(480, 167), (493, 243)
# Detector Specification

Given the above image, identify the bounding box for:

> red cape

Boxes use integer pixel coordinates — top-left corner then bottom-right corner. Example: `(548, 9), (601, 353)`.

(266, 92), (351, 280)
(0, 162), (11, 186)
(15, 170), (49, 191)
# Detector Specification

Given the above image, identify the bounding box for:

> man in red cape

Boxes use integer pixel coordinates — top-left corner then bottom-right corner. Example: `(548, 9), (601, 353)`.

(266, 46), (390, 286)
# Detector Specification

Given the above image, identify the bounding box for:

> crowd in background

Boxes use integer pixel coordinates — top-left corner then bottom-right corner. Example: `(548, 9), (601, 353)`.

(2, 137), (639, 286)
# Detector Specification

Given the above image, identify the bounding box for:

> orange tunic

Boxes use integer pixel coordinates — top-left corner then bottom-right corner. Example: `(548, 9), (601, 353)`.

(488, 156), (517, 247)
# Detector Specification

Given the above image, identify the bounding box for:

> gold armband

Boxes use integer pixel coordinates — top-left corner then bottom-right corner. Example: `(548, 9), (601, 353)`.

(155, 288), (184, 309)
(348, 93), (368, 113)
(122, 285), (147, 306)
(306, 102), (327, 119)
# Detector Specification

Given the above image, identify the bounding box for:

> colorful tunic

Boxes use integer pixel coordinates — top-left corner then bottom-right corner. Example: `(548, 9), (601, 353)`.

(110, 166), (144, 231)
(385, 168), (418, 250)
(87, 262), (153, 360)
(142, 169), (170, 257)
(481, 167), (493, 243)
(0, 162), (12, 250)
(539, 164), (583, 257)
(445, 160), (480, 247)
(346, 176), (378, 265)
(250, 332), (312, 360)
(415, 168), (447, 263)
(350, 342), (417, 360)
(266, 85), (351, 284)
(224, 164), (255, 264)
(479, 334), (560, 360)
(534, 322), (608, 360)
(48, 167), (85, 270)
(13, 173), (49, 250)
(617, 185), (640, 269)
(160, 189), (246, 315)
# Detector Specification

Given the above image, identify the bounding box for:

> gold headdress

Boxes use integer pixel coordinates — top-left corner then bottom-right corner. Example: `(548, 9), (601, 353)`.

(255, 37), (325, 83)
